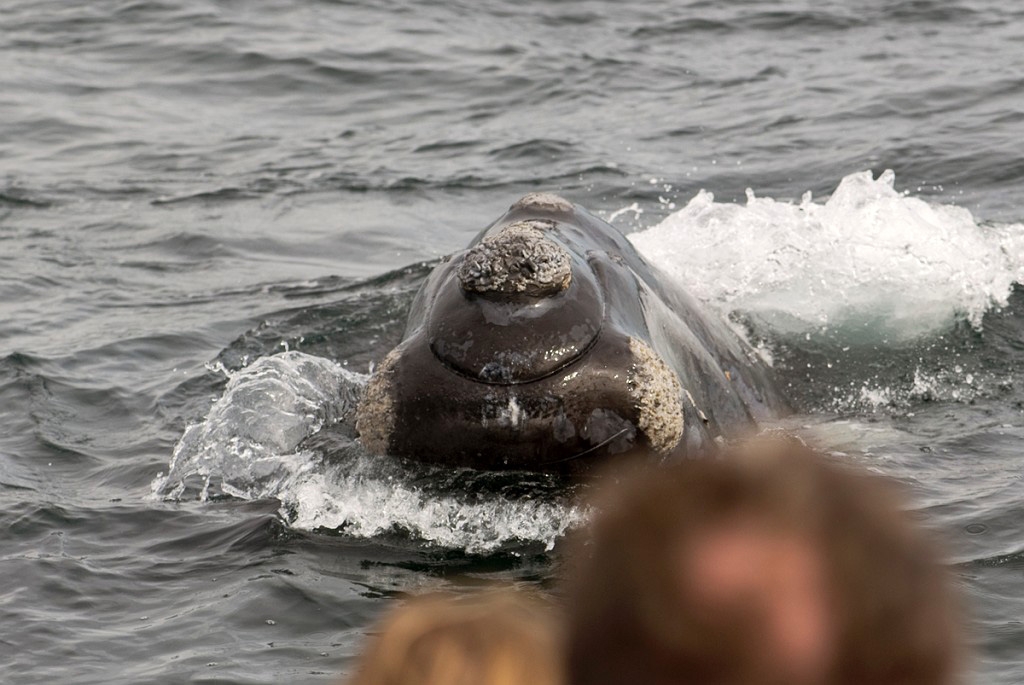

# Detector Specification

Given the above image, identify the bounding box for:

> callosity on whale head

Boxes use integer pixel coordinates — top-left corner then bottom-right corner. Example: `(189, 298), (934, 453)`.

(355, 193), (786, 474)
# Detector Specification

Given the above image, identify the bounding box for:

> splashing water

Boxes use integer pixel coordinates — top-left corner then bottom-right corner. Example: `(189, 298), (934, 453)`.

(153, 351), (586, 553)
(152, 351), (361, 501)
(283, 458), (586, 552)
(630, 170), (1024, 342)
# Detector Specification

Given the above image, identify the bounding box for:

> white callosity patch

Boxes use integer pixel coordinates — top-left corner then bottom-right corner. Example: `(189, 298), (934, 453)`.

(627, 337), (685, 453)
(510, 192), (575, 214)
(629, 170), (1024, 342)
(354, 347), (399, 455)
(457, 221), (572, 296)
(153, 351), (585, 553)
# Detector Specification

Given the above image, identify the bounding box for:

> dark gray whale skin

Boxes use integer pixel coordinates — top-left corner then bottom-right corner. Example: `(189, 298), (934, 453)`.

(355, 193), (787, 474)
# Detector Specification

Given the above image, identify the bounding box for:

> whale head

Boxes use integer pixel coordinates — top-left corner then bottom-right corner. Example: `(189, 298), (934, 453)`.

(355, 194), (688, 473)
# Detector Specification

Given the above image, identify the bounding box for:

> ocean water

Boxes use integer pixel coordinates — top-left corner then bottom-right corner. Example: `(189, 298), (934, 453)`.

(2, 0), (1024, 682)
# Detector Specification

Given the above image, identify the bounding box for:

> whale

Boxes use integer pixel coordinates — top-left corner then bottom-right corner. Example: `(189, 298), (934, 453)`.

(355, 193), (787, 474)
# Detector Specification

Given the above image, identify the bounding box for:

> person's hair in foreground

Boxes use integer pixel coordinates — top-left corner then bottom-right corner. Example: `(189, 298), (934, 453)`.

(347, 590), (563, 685)
(565, 438), (963, 685)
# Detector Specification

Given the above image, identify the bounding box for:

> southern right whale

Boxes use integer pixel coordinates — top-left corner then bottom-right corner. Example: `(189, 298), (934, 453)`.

(355, 193), (787, 474)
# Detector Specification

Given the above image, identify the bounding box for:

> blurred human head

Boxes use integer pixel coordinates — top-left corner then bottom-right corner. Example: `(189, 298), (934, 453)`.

(565, 438), (962, 685)
(347, 590), (563, 685)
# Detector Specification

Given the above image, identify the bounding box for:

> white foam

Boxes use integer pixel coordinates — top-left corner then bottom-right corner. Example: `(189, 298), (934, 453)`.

(153, 351), (584, 553)
(283, 458), (586, 553)
(629, 170), (1024, 342)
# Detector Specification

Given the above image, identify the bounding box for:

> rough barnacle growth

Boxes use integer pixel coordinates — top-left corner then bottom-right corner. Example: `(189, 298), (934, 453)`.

(458, 221), (572, 297)
(355, 348), (399, 455)
(627, 337), (684, 453)
(511, 192), (574, 214)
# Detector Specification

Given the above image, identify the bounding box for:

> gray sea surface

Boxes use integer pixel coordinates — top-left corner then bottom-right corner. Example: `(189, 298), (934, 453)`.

(2, 1), (1024, 683)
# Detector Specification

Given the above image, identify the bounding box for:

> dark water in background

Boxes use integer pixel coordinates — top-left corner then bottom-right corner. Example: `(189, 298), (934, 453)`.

(3, 0), (1024, 682)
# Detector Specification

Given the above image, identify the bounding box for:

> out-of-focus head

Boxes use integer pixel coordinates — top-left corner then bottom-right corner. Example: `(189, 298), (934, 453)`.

(565, 438), (963, 685)
(347, 590), (564, 685)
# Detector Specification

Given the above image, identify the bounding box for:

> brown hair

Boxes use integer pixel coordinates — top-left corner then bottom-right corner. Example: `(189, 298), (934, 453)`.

(348, 590), (564, 685)
(565, 438), (963, 685)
